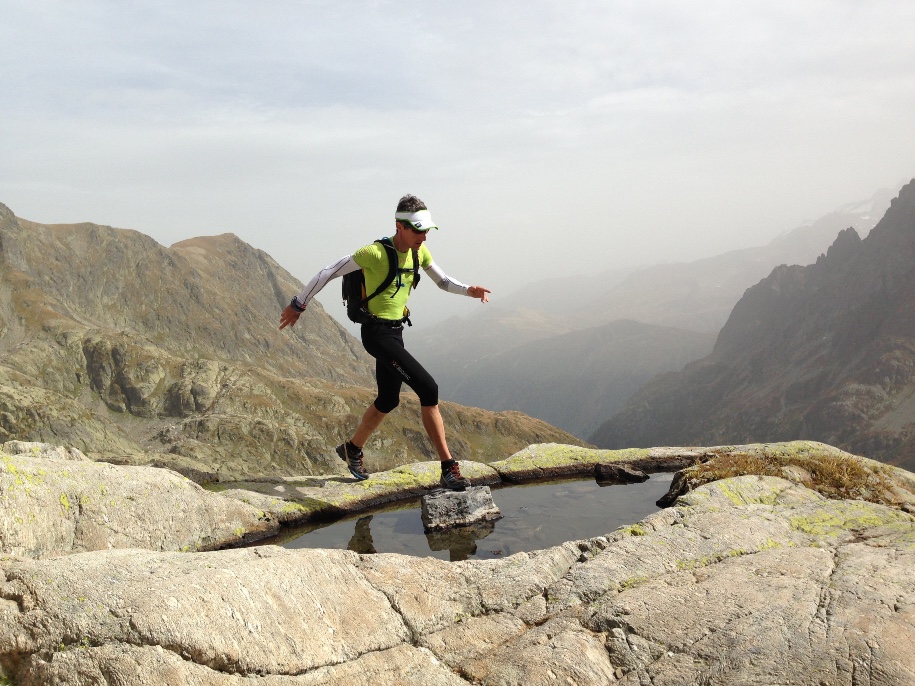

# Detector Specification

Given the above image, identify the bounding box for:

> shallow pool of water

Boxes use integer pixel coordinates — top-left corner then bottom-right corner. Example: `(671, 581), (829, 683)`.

(271, 472), (676, 562)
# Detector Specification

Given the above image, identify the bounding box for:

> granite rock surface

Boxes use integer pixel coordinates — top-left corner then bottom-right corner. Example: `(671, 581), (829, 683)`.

(0, 441), (276, 558)
(1, 474), (913, 684)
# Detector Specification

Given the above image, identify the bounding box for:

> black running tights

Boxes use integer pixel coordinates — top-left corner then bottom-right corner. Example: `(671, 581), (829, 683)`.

(360, 322), (438, 412)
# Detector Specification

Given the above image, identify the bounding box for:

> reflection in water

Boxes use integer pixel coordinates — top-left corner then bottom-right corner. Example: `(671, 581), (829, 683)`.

(347, 516), (377, 554)
(277, 472), (676, 562)
(348, 515), (496, 561)
(425, 519), (496, 561)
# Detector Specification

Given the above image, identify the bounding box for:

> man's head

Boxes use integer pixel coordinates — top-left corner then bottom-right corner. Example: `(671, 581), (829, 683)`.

(394, 194), (438, 249)
(396, 195), (426, 214)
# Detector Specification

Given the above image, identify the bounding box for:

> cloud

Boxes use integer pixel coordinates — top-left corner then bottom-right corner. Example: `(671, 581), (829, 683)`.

(1, 0), (914, 326)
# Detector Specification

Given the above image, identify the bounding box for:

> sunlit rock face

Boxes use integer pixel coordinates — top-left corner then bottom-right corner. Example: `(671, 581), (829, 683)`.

(2, 440), (914, 683)
(420, 486), (502, 531)
(2, 468), (914, 684)
(0, 203), (585, 481)
(0, 440), (277, 558)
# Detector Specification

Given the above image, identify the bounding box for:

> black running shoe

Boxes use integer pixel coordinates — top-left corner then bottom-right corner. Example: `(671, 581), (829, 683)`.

(440, 460), (468, 491)
(336, 442), (369, 480)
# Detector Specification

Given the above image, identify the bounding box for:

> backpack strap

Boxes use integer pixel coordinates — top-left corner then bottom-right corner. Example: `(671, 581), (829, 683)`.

(362, 237), (399, 304)
(411, 248), (421, 290)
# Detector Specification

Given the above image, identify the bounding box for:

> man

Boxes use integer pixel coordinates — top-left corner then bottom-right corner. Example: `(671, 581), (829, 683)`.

(279, 194), (491, 491)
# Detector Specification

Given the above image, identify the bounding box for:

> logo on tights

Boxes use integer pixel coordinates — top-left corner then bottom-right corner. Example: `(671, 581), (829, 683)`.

(391, 360), (411, 381)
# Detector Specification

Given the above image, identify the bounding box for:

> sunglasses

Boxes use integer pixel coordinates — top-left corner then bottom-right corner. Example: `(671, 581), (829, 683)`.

(401, 222), (431, 235)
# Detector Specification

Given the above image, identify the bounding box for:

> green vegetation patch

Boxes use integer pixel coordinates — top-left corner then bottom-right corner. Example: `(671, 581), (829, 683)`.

(716, 480), (780, 506)
(279, 500), (314, 515)
(788, 501), (912, 537)
(1, 454), (48, 492)
(619, 575), (649, 590)
(492, 444), (653, 479)
(684, 443), (914, 508)
(353, 467), (428, 491)
(873, 521), (915, 550)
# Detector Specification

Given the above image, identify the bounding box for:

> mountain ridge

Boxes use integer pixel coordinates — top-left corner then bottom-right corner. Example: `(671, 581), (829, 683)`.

(591, 180), (915, 471)
(0, 202), (585, 480)
(410, 186), (896, 438)
(443, 319), (715, 438)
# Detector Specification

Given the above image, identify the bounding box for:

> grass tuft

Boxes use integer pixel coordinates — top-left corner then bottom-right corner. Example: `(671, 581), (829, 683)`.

(688, 451), (913, 506)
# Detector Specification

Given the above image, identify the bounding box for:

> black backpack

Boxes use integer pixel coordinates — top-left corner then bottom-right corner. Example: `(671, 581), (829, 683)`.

(342, 237), (420, 324)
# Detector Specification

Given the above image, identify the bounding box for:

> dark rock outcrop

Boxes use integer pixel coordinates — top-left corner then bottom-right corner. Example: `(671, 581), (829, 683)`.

(592, 180), (915, 471)
(595, 463), (648, 484)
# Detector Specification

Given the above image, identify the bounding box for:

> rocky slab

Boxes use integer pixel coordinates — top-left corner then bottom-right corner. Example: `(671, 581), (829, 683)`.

(657, 441), (915, 510)
(0, 441), (277, 558)
(217, 460), (502, 524)
(2, 474), (914, 684)
(594, 463), (648, 483)
(215, 444), (706, 524)
(219, 440), (894, 528)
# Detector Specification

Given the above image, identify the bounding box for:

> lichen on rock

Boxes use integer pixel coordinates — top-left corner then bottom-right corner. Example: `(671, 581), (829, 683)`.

(0, 441), (277, 558)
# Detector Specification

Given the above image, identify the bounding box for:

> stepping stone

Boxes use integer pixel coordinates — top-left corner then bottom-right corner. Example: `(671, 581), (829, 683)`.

(421, 486), (502, 531)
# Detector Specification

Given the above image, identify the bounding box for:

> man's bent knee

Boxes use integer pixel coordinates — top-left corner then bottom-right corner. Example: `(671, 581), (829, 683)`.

(374, 397), (400, 414)
(418, 382), (438, 407)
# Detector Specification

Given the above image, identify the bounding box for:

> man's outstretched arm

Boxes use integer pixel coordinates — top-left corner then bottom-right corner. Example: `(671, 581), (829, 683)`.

(424, 262), (490, 302)
(278, 255), (361, 329)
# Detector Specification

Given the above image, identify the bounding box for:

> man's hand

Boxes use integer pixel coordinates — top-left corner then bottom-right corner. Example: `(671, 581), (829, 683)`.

(468, 286), (491, 303)
(279, 304), (302, 329)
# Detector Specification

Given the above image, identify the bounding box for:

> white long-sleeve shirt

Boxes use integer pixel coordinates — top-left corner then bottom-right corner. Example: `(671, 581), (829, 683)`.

(293, 255), (471, 309)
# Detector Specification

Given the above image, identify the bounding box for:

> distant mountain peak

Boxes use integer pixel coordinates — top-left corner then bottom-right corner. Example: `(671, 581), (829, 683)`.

(883, 177), (915, 223)
(591, 179), (915, 472)
(171, 233), (244, 250)
(818, 226), (861, 267)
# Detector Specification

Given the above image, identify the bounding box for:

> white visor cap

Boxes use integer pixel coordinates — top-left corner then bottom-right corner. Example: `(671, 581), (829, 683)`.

(395, 210), (439, 232)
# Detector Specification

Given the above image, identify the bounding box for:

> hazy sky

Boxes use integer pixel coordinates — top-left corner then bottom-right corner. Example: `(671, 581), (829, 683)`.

(2, 0), (913, 324)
